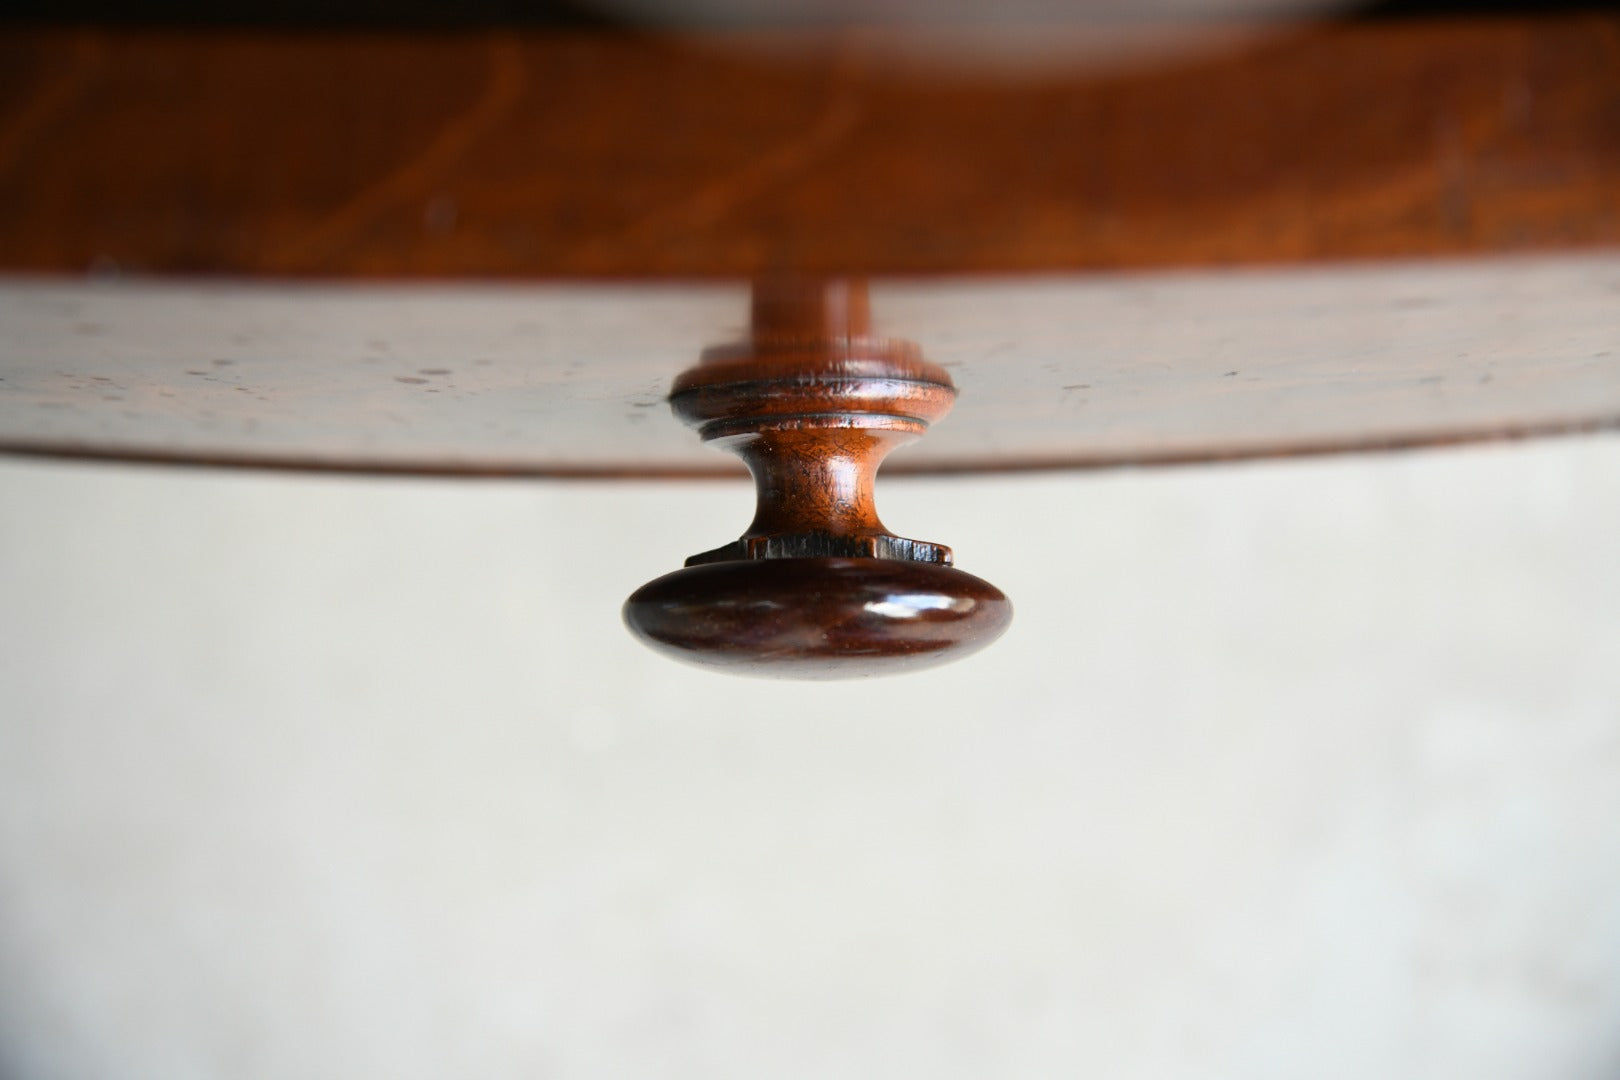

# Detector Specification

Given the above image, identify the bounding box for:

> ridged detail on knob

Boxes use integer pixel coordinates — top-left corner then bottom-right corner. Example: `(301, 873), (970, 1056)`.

(623, 277), (1011, 679)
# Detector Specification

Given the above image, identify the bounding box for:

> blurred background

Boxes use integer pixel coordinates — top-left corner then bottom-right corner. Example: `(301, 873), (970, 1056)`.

(3, 434), (1618, 1079)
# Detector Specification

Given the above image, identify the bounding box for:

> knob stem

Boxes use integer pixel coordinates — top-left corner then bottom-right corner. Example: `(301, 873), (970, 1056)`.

(624, 275), (1011, 677)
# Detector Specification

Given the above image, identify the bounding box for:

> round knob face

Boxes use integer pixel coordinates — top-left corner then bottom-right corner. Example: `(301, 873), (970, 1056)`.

(623, 558), (1012, 679)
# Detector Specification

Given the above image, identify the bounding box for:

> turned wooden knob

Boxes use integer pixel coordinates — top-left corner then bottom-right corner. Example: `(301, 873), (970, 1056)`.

(624, 278), (1011, 678)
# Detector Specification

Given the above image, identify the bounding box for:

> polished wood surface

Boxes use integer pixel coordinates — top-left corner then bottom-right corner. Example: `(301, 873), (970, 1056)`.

(674, 277), (957, 562)
(623, 558), (1012, 678)
(623, 277), (1011, 677)
(2, 255), (1615, 476)
(2, 17), (1618, 278)
(2, 18), (1616, 479)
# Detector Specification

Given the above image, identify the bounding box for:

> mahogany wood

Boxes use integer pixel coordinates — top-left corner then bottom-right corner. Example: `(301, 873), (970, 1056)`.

(1, 17), (1617, 278)
(1, 18), (1616, 481)
(623, 558), (1012, 679)
(673, 277), (956, 563)
(4, 18), (1613, 673)
(622, 277), (1011, 676)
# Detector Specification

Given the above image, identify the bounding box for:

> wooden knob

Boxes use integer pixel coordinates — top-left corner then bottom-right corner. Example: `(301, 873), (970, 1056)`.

(624, 277), (1012, 678)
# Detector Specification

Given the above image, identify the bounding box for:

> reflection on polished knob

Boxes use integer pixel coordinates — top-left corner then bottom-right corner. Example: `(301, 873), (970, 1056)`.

(623, 277), (1011, 679)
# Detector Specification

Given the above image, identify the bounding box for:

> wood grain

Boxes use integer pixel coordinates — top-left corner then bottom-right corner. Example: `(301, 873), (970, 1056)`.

(1, 17), (1617, 278)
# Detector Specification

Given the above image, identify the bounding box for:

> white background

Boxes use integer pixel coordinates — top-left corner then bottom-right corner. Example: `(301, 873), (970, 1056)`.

(2, 435), (1618, 1079)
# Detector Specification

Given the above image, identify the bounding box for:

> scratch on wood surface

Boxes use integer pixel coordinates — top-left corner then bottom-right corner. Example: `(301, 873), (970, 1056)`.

(266, 37), (527, 270)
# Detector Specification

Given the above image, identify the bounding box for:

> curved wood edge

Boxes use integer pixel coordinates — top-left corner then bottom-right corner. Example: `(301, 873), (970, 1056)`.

(4, 414), (1615, 481)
